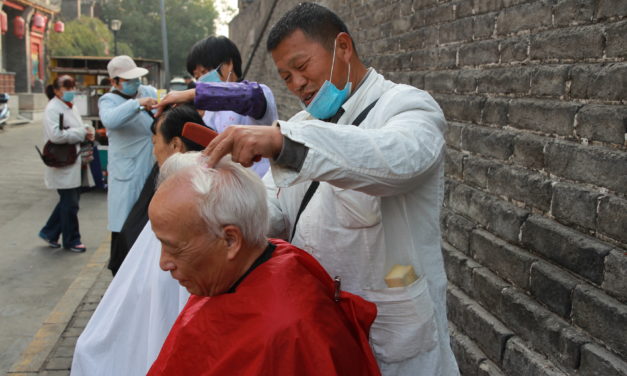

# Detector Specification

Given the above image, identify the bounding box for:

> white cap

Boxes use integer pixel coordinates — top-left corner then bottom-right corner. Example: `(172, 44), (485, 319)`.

(107, 55), (148, 79)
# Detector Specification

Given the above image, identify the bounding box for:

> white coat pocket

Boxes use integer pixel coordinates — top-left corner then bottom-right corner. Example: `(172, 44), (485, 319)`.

(111, 156), (135, 182)
(363, 277), (438, 363)
(332, 187), (381, 228)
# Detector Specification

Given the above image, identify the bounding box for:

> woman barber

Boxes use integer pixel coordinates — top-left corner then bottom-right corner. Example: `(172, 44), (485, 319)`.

(39, 75), (94, 252)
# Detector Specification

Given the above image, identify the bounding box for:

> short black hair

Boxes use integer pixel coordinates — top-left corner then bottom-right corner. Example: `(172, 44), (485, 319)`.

(153, 104), (207, 152)
(186, 36), (243, 79)
(266, 2), (353, 53)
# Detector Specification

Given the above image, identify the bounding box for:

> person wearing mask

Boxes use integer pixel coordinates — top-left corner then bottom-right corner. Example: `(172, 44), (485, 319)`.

(167, 3), (460, 375)
(71, 105), (210, 376)
(38, 75), (94, 253)
(157, 35), (278, 178)
(99, 55), (157, 273)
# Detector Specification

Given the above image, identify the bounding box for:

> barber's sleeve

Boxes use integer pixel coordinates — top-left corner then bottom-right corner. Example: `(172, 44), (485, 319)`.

(194, 81), (267, 119)
(271, 89), (446, 196)
(263, 171), (289, 240)
(98, 95), (141, 130)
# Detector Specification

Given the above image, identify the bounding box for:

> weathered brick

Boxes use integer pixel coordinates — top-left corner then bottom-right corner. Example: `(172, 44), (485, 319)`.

(439, 18), (474, 44)
(471, 229), (536, 289)
(488, 165), (553, 211)
(411, 48), (438, 70)
(424, 70), (458, 93)
(596, 0), (627, 19)
(502, 337), (569, 376)
(445, 147), (465, 180)
(463, 156), (495, 189)
(443, 241), (482, 292)
(459, 40), (500, 66)
(602, 250), (627, 303)
(472, 267), (510, 313)
(445, 121), (465, 149)
(496, 1), (553, 35)
(508, 99), (578, 136)
(456, 69), (481, 93)
(435, 95), (486, 123)
(529, 261), (580, 318)
(580, 343), (627, 376)
(530, 65), (569, 97)
(530, 25), (604, 61)
(545, 141), (627, 194)
(500, 36), (529, 63)
(399, 26), (439, 51)
(461, 125), (515, 160)
(485, 198), (529, 245)
(481, 97), (509, 126)
(477, 67), (531, 94)
(512, 133), (547, 170)
(449, 322), (487, 376)
(553, 0), (595, 26)
(473, 13), (496, 40)
(437, 45), (458, 69)
(422, 3), (456, 26)
(477, 359), (506, 376)
(576, 104), (627, 145)
(572, 284), (627, 358)
(409, 71), (426, 89)
(520, 215), (611, 283)
(606, 20), (627, 58)
(551, 182), (600, 230)
(448, 183), (492, 228)
(445, 212), (476, 253)
(570, 63), (627, 101)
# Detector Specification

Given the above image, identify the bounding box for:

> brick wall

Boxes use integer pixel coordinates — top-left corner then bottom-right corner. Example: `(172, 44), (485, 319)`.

(230, 1), (627, 375)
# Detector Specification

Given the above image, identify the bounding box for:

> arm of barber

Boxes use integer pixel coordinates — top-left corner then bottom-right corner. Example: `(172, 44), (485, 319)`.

(98, 95), (156, 130)
(204, 88), (446, 197)
(154, 81), (267, 119)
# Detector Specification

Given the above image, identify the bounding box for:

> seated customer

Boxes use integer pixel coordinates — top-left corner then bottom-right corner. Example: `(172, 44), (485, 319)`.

(71, 105), (207, 376)
(147, 153), (381, 376)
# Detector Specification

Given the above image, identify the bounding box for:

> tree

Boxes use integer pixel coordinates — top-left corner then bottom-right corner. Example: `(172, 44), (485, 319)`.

(101, 0), (218, 76)
(48, 17), (133, 56)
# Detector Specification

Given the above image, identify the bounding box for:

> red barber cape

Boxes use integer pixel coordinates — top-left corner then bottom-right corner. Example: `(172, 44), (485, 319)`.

(148, 239), (380, 376)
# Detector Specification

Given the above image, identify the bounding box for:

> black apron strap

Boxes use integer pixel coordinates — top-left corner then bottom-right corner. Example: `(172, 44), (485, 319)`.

(289, 99), (379, 242)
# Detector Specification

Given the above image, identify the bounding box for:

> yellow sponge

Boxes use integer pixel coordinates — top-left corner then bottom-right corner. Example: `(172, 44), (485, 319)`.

(384, 264), (419, 288)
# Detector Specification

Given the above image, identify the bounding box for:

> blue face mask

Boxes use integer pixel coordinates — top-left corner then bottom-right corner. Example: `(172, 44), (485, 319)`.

(198, 64), (223, 83)
(62, 91), (75, 103)
(121, 79), (140, 96)
(303, 39), (351, 120)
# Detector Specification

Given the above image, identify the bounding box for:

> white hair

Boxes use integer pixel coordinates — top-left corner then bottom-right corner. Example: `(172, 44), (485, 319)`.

(158, 152), (269, 248)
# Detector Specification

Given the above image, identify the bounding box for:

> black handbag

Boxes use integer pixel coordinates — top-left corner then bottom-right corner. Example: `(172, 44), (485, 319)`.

(36, 113), (78, 168)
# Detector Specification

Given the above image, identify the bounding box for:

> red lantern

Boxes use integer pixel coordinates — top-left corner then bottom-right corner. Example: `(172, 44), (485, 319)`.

(32, 13), (44, 28)
(54, 20), (64, 33)
(13, 16), (25, 39)
(0, 12), (7, 35)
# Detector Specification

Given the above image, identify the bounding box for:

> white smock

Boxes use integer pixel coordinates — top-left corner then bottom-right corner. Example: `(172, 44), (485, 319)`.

(264, 68), (459, 375)
(71, 222), (189, 376)
(42, 97), (91, 189)
(202, 84), (277, 178)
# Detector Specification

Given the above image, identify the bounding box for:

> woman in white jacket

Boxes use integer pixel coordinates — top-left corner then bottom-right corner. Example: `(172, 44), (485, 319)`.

(38, 75), (94, 252)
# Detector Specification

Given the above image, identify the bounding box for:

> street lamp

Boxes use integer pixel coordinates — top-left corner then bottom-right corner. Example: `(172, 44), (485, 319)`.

(110, 19), (122, 56)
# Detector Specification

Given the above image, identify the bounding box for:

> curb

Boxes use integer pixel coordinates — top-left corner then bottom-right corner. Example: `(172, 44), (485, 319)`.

(7, 236), (111, 375)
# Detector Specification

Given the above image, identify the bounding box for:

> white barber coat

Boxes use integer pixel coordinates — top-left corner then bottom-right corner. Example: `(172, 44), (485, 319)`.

(99, 85), (156, 232)
(43, 97), (89, 190)
(264, 69), (459, 375)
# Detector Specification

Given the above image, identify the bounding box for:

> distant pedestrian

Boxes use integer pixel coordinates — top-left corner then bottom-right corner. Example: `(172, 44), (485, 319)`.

(39, 75), (94, 252)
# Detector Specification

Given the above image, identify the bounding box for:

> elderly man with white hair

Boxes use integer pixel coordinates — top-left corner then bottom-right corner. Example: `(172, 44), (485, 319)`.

(146, 153), (381, 376)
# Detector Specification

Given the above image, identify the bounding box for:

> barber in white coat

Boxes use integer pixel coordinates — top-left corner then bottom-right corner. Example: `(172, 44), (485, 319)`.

(99, 55), (157, 271)
(200, 4), (460, 375)
(39, 75), (94, 252)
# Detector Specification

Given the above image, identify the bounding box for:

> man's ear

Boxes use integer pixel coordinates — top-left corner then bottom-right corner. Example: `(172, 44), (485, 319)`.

(223, 225), (243, 261)
(171, 137), (186, 153)
(335, 32), (354, 63)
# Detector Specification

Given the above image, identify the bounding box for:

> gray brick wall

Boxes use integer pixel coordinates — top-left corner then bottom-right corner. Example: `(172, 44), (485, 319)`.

(230, 1), (627, 374)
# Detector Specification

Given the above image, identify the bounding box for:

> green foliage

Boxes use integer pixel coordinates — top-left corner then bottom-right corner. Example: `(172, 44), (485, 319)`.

(102, 0), (218, 75)
(49, 17), (121, 57)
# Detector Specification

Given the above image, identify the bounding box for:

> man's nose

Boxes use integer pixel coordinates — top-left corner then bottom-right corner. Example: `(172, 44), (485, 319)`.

(159, 249), (175, 271)
(291, 74), (307, 93)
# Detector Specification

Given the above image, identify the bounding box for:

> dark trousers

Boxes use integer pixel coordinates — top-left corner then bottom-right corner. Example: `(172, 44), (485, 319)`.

(40, 188), (81, 248)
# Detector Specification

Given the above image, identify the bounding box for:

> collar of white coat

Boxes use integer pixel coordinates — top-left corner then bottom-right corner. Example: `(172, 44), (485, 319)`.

(337, 67), (383, 124)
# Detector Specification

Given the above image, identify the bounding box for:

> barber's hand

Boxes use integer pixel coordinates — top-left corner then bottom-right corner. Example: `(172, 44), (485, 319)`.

(138, 97), (158, 109)
(203, 125), (283, 168)
(153, 89), (195, 117)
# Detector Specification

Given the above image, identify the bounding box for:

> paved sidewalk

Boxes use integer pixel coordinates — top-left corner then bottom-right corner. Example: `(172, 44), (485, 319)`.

(7, 238), (113, 376)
